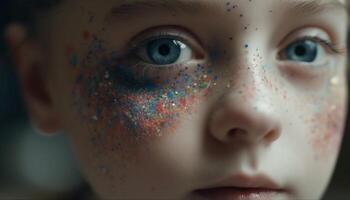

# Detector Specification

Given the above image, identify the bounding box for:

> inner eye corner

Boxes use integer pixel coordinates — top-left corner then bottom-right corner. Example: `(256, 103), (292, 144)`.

(195, 52), (207, 60)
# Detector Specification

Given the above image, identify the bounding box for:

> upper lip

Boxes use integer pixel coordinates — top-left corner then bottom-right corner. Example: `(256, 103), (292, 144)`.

(194, 173), (285, 191)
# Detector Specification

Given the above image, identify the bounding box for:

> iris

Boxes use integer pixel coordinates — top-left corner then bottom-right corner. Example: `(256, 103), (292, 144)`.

(285, 40), (318, 62)
(146, 39), (182, 65)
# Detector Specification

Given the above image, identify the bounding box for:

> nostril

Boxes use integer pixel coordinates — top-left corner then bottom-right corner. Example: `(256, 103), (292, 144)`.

(228, 128), (247, 138)
(264, 130), (280, 142)
(226, 128), (280, 144)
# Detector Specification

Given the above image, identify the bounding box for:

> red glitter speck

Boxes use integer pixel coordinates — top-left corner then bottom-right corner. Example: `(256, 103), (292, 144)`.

(156, 102), (167, 113)
(179, 98), (187, 108)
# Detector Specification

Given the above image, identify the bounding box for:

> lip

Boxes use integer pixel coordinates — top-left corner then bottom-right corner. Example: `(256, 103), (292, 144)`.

(192, 173), (288, 200)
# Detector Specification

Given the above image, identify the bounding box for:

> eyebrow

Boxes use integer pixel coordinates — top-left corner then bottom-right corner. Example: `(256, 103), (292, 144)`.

(108, 0), (346, 21)
(109, 0), (210, 20)
(288, 0), (346, 15)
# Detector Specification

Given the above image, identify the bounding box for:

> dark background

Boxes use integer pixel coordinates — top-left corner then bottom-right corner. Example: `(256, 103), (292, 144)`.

(0, 0), (349, 199)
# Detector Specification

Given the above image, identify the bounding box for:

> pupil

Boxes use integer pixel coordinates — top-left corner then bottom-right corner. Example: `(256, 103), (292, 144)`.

(295, 45), (306, 57)
(158, 44), (170, 56)
(146, 39), (182, 65)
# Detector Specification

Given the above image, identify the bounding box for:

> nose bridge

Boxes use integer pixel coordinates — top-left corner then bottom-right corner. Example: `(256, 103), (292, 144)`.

(226, 31), (271, 95)
(226, 44), (273, 106)
(208, 48), (282, 145)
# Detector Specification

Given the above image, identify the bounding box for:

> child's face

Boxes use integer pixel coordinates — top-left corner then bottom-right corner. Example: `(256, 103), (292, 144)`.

(14, 0), (348, 199)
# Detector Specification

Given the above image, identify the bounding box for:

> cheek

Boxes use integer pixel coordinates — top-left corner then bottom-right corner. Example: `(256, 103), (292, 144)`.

(69, 43), (215, 148)
(102, 89), (197, 139)
(307, 91), (347, 159)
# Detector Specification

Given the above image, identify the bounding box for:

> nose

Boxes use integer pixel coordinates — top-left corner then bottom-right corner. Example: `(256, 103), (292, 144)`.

(208, 89), (282, 145)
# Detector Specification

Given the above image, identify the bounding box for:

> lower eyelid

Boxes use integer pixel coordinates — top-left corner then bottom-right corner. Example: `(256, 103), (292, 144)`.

(277, 60), (331, 85)
(276, 59), (333, 78)
(138, 60), (204, 71)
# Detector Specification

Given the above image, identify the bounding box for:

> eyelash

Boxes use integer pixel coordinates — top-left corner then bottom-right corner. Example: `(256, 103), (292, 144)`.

(130, 31), (192, 50)
(126, 31), (198, 67)
(292, 36), (345, 55)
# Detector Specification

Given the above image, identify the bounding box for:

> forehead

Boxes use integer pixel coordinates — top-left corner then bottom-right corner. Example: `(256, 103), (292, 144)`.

(104, 0), (347, 20)
(108, 0), (347, 13)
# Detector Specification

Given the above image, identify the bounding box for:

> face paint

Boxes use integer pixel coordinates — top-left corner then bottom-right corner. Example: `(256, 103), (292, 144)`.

(71, 35), (217, 144)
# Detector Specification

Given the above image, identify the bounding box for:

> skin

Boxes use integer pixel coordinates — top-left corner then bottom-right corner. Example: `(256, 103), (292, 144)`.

(6, 0), (348, 199)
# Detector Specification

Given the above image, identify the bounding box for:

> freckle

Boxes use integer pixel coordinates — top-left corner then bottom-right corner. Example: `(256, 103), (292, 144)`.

(240, 14), (244, 17)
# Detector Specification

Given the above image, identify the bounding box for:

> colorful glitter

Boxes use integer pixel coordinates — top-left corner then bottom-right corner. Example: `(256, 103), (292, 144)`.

(71, 36), (216, 143)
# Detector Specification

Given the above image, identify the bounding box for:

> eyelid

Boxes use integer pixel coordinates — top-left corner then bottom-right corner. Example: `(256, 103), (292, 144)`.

(299, 36), (346, 54)
(278, 27), (344, 55)
(127, 26), (206, 59)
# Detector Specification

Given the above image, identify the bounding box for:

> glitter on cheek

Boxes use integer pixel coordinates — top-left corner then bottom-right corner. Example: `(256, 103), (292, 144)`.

(65, 46), (79, 67)
(70, 36), (216, 143)
(307, 103), (346, 159)
(111, 64), (214, 139)
(70, 53), (79, 67)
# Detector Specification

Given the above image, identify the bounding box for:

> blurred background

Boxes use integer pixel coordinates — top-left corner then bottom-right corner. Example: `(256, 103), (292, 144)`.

(0, 1), (91, 199)
(0, 0), (349, 199)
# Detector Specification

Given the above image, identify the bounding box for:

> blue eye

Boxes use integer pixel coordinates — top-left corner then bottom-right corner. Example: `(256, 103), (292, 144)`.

(146, 38), (182, 65)
(284, 40), (318, 62)
(135, 37), (193, 66)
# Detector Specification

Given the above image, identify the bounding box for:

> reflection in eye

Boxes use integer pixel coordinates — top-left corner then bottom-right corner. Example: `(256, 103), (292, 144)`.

(135, 38), (193, 66)
(284, 39), (319, 63)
